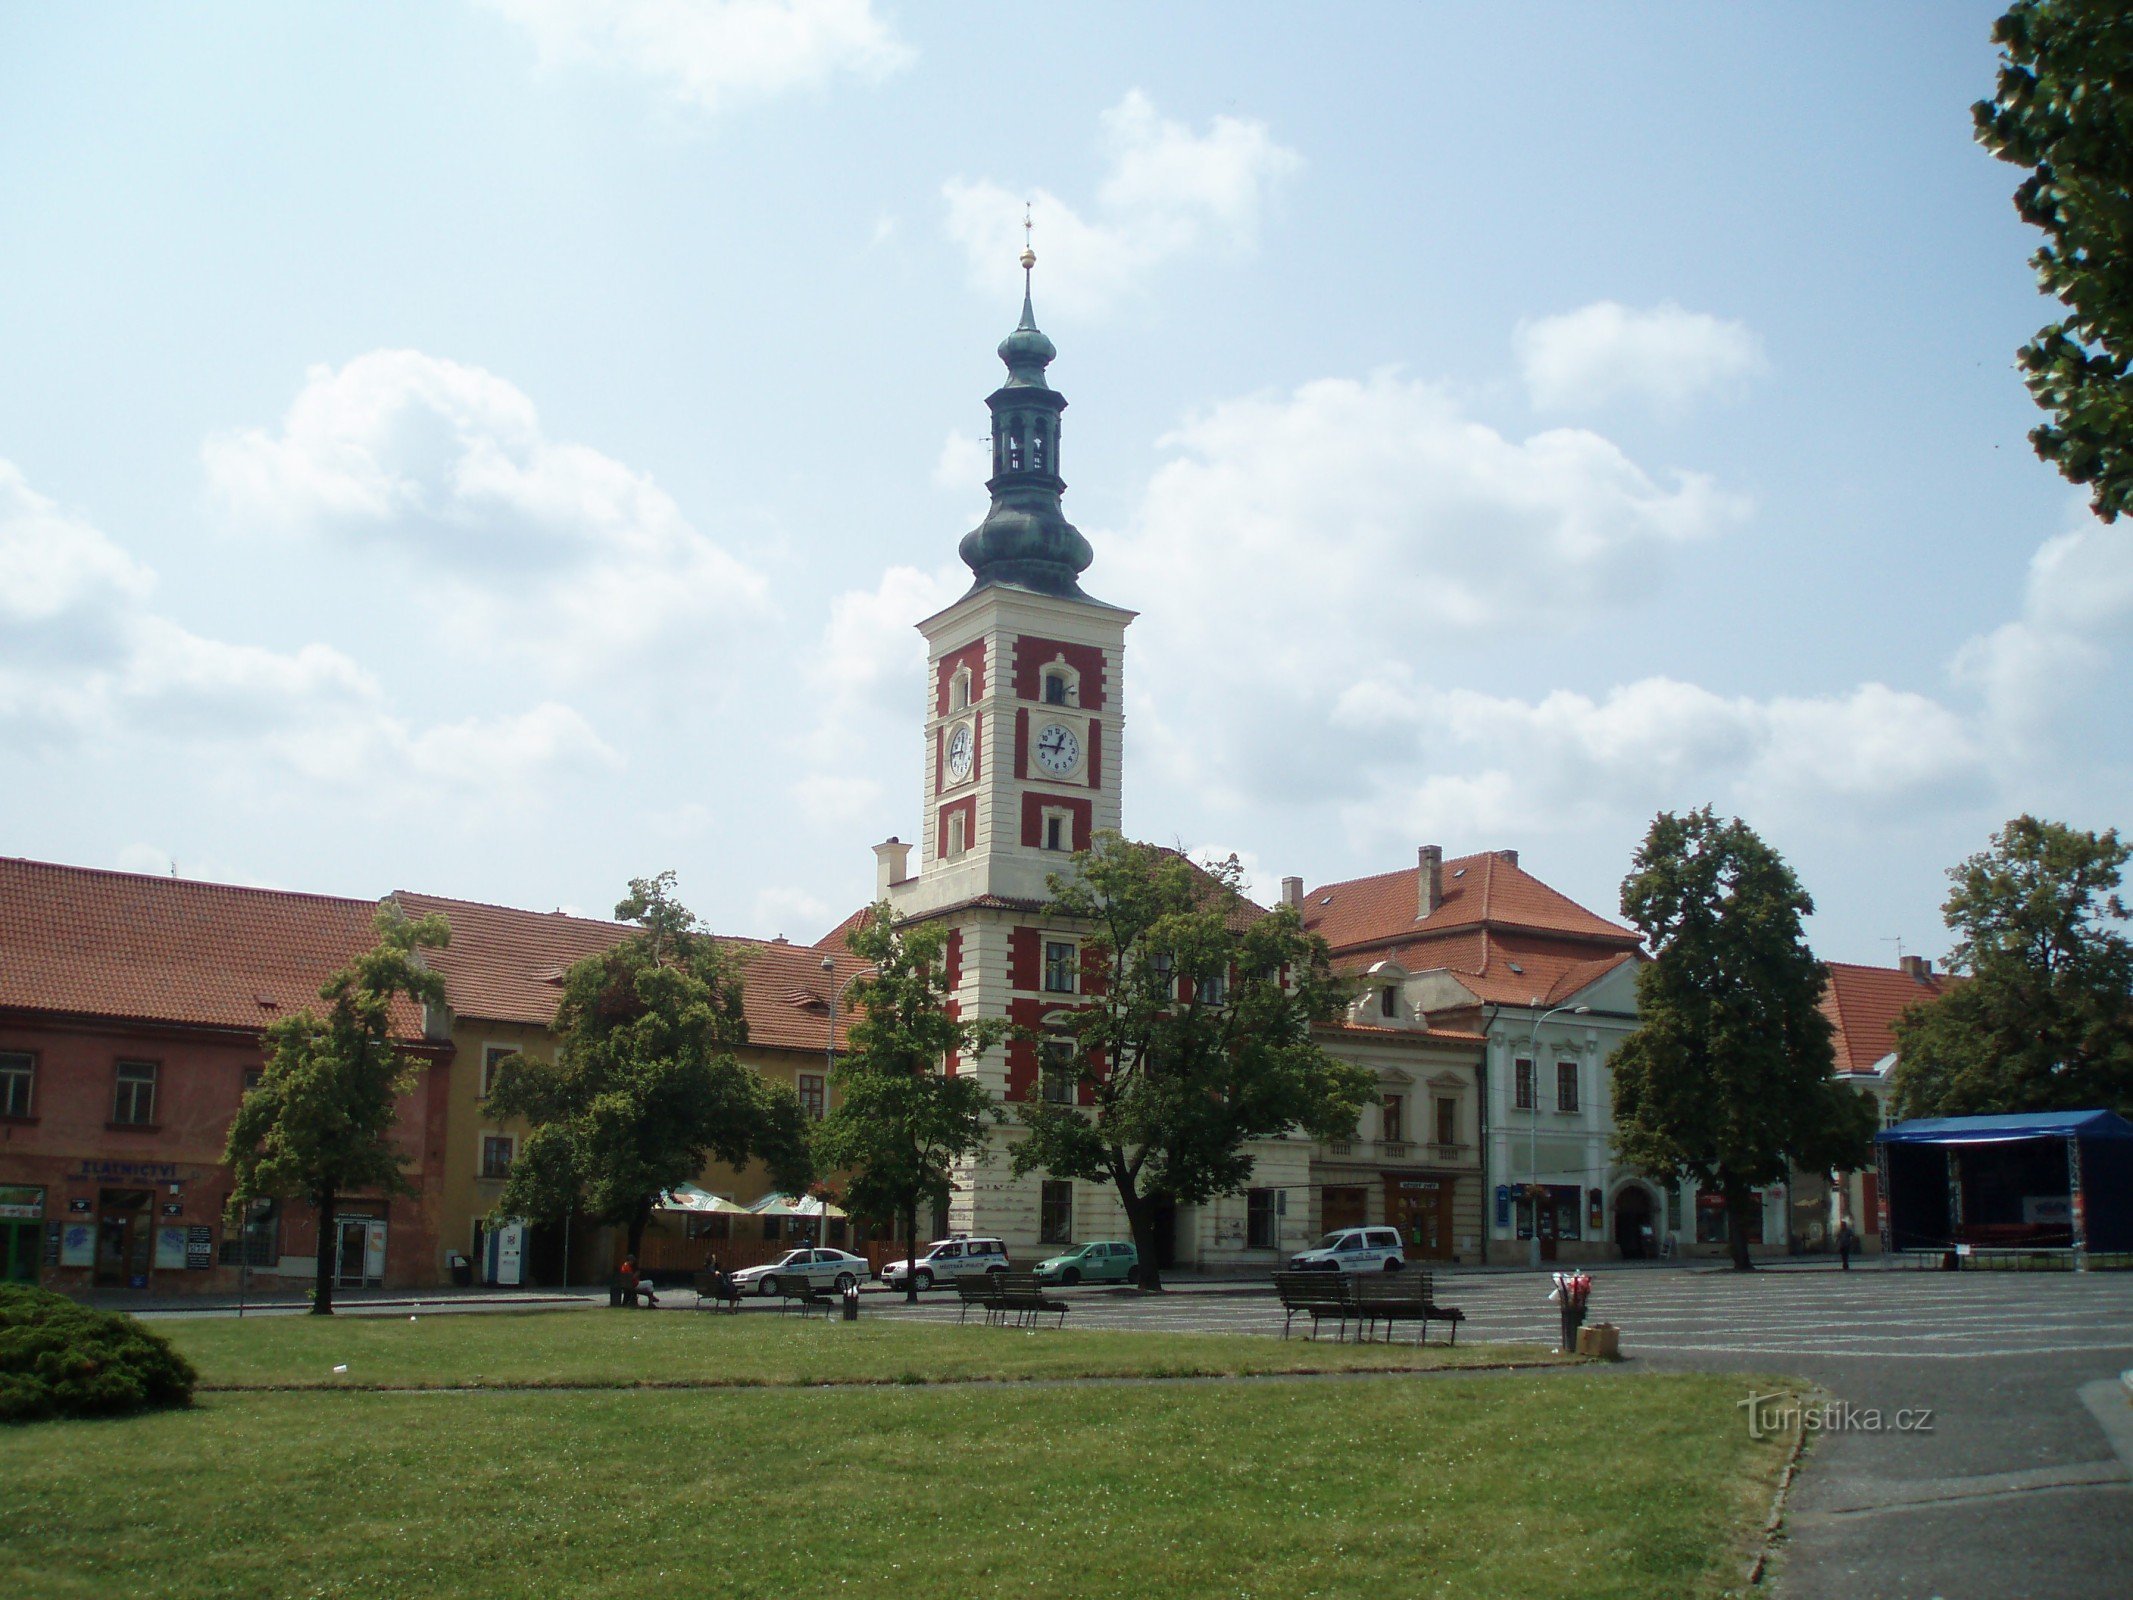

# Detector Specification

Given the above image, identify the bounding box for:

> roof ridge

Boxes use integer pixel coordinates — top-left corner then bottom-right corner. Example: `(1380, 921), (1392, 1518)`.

(5, 855), (378, 912)
(392, 887), (632, 932)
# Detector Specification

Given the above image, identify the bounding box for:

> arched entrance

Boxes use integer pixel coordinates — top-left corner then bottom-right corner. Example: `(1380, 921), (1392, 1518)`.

(1613, 1185), (1657, 1260)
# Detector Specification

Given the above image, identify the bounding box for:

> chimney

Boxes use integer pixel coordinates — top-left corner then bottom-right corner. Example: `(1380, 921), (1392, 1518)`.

(874, 836), (911, 897)
(1497, 848), (1519, 869)
(1899, 954), (1932, 983)
(1280, 875), (1303, 910)
(1417, 845), (1443, 919)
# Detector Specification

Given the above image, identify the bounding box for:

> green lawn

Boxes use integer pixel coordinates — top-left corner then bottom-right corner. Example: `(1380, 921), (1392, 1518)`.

(160, 1308), (1566, 1390)
(0, 1370), (1793, 1600)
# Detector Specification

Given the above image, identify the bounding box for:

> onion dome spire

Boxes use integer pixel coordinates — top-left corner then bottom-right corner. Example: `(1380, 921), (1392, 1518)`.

(958, 212), (1093, 598)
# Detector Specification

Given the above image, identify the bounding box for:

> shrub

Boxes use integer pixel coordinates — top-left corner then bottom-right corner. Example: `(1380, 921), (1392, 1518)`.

(0, 1284), (197, 1423)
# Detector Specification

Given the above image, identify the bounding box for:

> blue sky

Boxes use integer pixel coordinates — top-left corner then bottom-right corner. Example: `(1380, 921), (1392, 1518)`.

(2, 2), (2123, 968)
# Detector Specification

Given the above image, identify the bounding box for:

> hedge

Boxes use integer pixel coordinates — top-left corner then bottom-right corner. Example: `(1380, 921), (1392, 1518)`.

(0, 1284), (197, 1423)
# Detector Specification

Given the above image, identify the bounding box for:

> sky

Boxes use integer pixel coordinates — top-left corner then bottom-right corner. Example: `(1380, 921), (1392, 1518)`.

(2, 2), (2125, 969)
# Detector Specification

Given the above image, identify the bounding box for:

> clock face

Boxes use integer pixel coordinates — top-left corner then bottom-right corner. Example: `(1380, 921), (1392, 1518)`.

(1033, 722), (1081, 776)
(945, 722), (974, 782)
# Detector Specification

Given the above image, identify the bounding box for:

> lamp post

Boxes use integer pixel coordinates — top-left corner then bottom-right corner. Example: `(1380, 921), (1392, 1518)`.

(1525, 1002), (1591, 1270)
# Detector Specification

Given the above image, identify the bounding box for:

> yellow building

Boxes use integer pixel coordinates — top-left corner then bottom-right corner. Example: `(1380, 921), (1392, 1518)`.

(392, 891), (869, 1287)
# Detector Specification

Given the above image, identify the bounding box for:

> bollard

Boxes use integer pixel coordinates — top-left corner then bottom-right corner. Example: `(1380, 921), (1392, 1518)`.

(841, 1282), (860, 1322)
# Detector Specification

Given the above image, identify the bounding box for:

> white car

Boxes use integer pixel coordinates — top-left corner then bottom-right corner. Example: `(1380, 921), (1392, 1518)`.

(878, 1236), (1011, 1291)
(1288, 1227), (1406, 1273)
(730, 1247), (870, 1297)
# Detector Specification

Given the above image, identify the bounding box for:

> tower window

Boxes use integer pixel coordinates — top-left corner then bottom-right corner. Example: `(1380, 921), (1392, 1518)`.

(1031, 417), (1047, 471)
(1007, 419), (1025, 471)
(1043, 940), (1078, 994)
(1043, 812), (1068, 852)
(1041, 667), (1076, 706)
(950, 667), (970, 711)
(946, 811), (968, 857)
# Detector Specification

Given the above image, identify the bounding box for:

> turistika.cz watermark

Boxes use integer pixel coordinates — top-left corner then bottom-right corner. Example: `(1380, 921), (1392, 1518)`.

(1739, 1391), (1935, 1440)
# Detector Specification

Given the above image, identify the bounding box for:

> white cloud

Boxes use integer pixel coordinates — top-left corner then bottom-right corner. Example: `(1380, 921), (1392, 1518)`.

(479, 0), (912, 111)
(1111, 370), (1743, 672)
(204, 350), (770, 672)
(0, 456), (618, 796)
(1517, 300), (1767, 414)
(792, 561), (964, 823)
(752, 883), (833, 939)
(1333, 675), (1984, 847)
(943, 91), (1301, 316)
(1954, 505), (2133, 750)
(932, 430), (991, 495)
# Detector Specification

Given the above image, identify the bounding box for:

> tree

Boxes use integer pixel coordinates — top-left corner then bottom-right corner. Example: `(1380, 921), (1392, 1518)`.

(485, 873), (812, 1262)
(1975, 1), (2133, 520)
(1010, 835), (1376, 1292)
(811, 906), (1006, 1304)
(1610, 809), (1876, 1271)
(223, 904), (451, 1315)
(1893, 816), (2133, 1117)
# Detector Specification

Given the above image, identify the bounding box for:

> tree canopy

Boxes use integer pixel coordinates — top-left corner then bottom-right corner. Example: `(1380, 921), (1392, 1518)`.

(1893, 816), (2133, 1117)
(810, 905), (1005, 1302)
(1975, 0), (2133, 520)
(485, 872), (813, 1260)
(1010, 835), (1375, 1291)
(223, 903), (450, 1314)
(1609, 809), (1876, 1270)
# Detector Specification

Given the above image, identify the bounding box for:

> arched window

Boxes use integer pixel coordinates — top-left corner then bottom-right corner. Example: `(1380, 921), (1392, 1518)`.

(949, 667), (970, 711)
(1041, 665), (1077, 706)
(1380, 986), (1398, 1019)
(1007, 419), (1025, 472)
(1031, 417), (1047, 472)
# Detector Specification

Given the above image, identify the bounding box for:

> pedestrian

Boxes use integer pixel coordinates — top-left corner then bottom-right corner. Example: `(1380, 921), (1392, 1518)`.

(1836, 1219), (1856, 1271)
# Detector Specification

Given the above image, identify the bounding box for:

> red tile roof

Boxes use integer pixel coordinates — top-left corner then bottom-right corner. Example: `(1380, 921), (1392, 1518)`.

(393, 890), (871, 1054)
(1304, 851), (1639, 952)
(1308, 852), (1642, 1011)
(0, 856), (424, 1038)
(1820, 960), (1965, 1075)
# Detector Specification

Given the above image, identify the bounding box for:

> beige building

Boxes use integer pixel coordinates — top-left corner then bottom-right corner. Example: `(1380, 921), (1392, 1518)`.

(392, 890), (869, 1286)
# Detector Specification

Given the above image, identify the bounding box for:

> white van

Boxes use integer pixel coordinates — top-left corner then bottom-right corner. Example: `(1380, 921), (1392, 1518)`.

(878, 1236), (1011, 1291)
(1288, 1227), (1405, 1273)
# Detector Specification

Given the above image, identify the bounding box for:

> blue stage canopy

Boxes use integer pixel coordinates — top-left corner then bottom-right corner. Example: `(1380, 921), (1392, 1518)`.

(1877, 1110), (2133, 1146)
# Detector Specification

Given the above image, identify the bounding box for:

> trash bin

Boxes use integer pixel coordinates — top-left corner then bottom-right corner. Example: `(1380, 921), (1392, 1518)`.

(448, 1253), (473, 1288)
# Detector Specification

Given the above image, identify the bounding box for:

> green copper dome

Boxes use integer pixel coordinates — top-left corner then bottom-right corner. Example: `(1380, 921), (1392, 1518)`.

(959, 268), (1094, 599)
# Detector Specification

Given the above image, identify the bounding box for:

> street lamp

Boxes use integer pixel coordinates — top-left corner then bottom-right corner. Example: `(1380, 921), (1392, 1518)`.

(1525, 1002), (1591, 1270)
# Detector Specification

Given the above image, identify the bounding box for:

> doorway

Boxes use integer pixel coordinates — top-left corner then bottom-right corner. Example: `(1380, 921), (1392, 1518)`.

(3, 1220), (41, 1284)
(1147, 1194), (1179, 1269)
(94, 1189), (153, 1287)
(1614, 1186), (1655, 1259)
(1387, 1177), (1453, 1259)
(335, 1219), (386, 1288)
(1322, 1186), (1368, 1236)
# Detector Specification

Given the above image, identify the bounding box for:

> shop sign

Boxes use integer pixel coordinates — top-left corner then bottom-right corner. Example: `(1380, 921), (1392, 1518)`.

(67, 1198), (92, 1214)
(161, 1202), (185, 1218)
(75, 1159), (181, 1182)
(59, 1223), (95, 1267)
(185, 1226), (215, 1271)
(0, 1184), (44, 1221)
(1494, 1184), (1512, 1227)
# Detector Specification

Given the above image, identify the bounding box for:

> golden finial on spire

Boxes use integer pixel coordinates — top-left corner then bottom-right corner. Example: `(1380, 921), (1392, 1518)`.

(1020, 203), (1036, 272)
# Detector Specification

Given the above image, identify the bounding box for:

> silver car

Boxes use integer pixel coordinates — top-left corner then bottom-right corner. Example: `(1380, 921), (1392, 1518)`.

(730, 1247), (870, 1297)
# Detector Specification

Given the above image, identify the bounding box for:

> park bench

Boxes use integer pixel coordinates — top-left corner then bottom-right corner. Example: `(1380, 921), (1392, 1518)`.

(990, 1271), (1069, 1329)
(953, 1275), (997, 1324)
(1347, 1271), (1466, 1346)
(1273, 1271), (1353, 1342)
(779, 1279), (836, 1318)
(692, 1272), (741, 1313)
(957, 1271), (1069, 1328)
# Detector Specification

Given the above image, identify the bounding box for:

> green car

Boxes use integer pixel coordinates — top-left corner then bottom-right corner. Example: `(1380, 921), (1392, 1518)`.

(1033, 1240), (1139, 1286)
